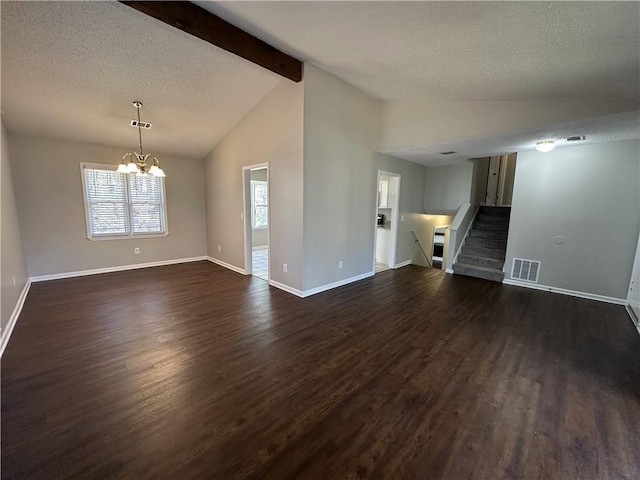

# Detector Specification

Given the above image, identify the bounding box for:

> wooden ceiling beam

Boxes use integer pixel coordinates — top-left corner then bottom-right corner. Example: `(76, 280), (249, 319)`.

(119, 1), (303, 82)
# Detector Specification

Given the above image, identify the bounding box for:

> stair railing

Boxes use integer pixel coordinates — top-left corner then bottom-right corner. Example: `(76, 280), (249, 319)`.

(410, 230), (432, 268)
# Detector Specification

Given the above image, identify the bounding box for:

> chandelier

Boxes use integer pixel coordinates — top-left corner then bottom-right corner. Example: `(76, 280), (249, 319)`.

(117, 101), (165, 177)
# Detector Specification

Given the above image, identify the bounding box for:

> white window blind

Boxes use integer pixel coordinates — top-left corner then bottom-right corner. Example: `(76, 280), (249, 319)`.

(82, 163), (167, 239)
(251, 181), (268, 229)
(84, 168), (130, 236)
(129, 174), (166, 234)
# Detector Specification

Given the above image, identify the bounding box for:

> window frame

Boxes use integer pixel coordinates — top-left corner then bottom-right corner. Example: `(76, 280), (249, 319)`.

(250, 180), (268, 230)
(80, 162), (169, 241)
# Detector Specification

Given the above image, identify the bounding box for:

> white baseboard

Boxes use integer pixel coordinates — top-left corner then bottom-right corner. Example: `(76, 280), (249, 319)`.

(29, 256), (208, 282)
(503, 279), (626, 305)
(207, 256), (248, 275)
(1, 280), (31, 358)
(445, 268), (454, 274)
(270, 271), (375, 298)
(269, 279), (305, 297)
(301, 271), (375, 298)
(393, 260), (412, 269)
(626, 305), (640, 335)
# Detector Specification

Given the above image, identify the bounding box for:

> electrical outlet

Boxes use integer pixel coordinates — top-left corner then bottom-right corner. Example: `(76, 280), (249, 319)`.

(134, 247), (140, 255)
(283, 263), (288, 273)
(338, 260), (343, 269)
(400, 215), (405, 221)
(11, 275), (16, 286)
(218, 245), (221, 252)
(241, 212), (244, 220)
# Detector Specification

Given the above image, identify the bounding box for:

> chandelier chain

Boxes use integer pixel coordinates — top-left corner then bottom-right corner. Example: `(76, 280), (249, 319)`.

(137, 105), (144, 155)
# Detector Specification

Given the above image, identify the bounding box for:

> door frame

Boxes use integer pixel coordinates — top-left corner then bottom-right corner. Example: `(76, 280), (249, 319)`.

(242, 163), (270, 279)
(372, 170), (401, 272)
(627, 233), (640, 332)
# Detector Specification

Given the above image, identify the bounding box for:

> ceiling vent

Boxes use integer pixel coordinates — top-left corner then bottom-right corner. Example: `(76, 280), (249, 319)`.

(440, 151), (457, 155)
(566, 135), (585, 142)
(131, 120), (152, 129)
(511, 258), (540, 283)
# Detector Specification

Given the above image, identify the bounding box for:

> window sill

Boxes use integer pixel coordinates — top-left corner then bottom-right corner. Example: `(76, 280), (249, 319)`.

(87, 232), (169, 241)
(252, 226), (269, 231)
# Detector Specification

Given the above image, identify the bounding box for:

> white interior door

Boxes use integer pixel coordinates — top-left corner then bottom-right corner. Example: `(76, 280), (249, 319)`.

(485, 156), (501, 206)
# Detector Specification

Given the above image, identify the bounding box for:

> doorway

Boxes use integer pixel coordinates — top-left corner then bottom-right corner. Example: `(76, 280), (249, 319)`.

(374, 171), (401, 273)
(628, 234), (640, 329)
(485, 153), (517, 206)
(243, 164), (269, 281)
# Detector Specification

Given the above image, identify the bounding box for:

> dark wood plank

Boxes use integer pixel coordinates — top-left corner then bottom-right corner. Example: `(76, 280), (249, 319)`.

(2, 262), (639, 479)
(119, 1), (303, 82)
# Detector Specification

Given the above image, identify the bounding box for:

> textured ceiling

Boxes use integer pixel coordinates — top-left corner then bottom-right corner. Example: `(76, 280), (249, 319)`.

(202, 1), (640, 101)
(2, 1), (639, 161)
(0, 1), (281, 159)
(381, 111), (640, 166)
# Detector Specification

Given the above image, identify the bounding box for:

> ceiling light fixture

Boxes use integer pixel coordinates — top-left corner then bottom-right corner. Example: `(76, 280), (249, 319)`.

(117, 101), (165, 177)
(535, 140), (556, 153)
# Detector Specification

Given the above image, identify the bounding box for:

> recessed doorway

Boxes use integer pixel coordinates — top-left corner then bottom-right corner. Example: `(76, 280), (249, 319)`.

(242, 164), (269, 281)
(373, 170), (401, 274)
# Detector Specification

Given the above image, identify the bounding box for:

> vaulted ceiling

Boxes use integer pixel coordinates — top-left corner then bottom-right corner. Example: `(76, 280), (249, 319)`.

(2, 1), (639, 161)
(1, 1), (281, 159)
(202, 1), (640, 102)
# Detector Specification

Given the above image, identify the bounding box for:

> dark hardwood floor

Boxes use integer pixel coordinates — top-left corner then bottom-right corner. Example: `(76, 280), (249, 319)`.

(2, 261), (639, 479)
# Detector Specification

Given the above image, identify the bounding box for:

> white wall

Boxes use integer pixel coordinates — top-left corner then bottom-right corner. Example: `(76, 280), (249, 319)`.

(252, 229), (268, 248)
(505, 140), (640, 300)
(302, 64), (380, 290)
(1, 119), (28, 331)
(423, 163), (473, 214)
(378, 99), (638, 150)
(9, 135), (206, 277)
(204, 80), (304, 290)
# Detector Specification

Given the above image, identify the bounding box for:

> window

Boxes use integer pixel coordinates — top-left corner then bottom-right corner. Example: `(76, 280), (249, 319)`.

(251, 180), (268, 229)
(81, 163), (167, 239)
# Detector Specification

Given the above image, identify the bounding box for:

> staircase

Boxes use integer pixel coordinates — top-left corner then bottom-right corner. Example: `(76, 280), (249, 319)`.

(453, 206), (511, 282)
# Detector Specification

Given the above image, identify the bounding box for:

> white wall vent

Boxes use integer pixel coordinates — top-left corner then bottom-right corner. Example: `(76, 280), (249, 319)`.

(511, 258), (541, 283)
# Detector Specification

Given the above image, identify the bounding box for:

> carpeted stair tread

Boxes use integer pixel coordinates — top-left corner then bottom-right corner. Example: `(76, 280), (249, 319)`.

(457, 254), (505, 269)
(469, 229), (508, 240)
(477, 214), (510, 223)
(454, 206), (511, 283)
(466, 236), (507, 249)
(479, 206), (511, 216)
(453, 262), (505, 282)
(473, 221), (510, 231)
(461, 245), (505, 260)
